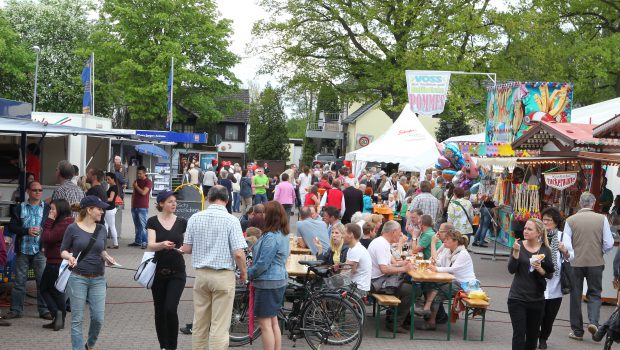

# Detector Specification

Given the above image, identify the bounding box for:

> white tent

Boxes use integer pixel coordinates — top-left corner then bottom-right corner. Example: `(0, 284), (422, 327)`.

(571, 97), (620, 124)
(346, 104), (440, 174)
(443, 132), (485, 144)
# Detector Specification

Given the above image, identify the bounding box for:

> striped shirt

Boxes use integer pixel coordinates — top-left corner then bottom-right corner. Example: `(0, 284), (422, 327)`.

(184, 204), (247, 270)
(409, 192), (441, 224)
(52, 180), (85, 217)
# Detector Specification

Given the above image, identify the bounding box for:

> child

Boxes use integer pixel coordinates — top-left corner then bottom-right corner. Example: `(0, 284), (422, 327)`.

(386, 193), (396, 212)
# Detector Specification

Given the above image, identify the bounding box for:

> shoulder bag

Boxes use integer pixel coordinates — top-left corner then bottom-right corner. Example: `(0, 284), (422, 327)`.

(55, 225), (103, 293)
(450, 200), (473, 227)
(559, 231), (573, 295)
(134, 251), (157, 289)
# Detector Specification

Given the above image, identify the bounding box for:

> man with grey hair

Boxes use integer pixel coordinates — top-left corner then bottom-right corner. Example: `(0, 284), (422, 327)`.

(565, 191), (614, 341)
(181, 185), (247, 349)
(296, 206), (329, 255)
(51, 160), (84, 217)
(409, 180), (441, 224)
(368, 220), (413, 333)
(113, 155), (127, 200)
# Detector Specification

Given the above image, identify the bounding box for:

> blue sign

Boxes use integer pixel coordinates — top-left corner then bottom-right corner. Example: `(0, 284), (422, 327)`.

(136, 130), (208, 144)
(0, 99), (32, 119)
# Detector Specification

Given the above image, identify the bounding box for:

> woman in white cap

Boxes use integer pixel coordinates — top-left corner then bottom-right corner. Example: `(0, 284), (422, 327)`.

(60, 196), (116, 350)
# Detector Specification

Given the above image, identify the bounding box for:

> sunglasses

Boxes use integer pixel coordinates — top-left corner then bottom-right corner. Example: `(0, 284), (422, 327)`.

(30, 189), (43, 193)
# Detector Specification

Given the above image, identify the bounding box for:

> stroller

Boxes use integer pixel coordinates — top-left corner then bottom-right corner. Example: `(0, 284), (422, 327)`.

(602, 308), (620, 349)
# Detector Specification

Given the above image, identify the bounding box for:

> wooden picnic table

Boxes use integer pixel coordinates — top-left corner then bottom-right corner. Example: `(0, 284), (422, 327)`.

(290, 246), (312, 255)
(286, 254), (316, 277)
(373, 206), (394, 221)
(407, 269), (456, 341)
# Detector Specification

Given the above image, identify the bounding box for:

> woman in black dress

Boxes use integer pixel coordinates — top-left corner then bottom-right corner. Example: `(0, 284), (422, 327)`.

(507, 218), (554, 350)
(147, 190), (188, 350)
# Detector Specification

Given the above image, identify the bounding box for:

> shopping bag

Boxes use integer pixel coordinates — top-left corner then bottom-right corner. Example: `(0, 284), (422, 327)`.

(134, 252), (156, 289)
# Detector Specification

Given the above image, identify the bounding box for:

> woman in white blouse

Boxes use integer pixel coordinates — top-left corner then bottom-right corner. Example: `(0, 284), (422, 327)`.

(538, 207), (573, 349)
(416, 229), (476, 330)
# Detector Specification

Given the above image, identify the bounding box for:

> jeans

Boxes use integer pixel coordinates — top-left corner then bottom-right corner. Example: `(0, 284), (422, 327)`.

(283, 204), (293, 217)
(254, 193), (268, 205)
(474, 207), (492, 244)
(131, 207), (148, 245)
(570, 265), (604, 335)
(152, 274), (186, 350)
(232, 192), (240, 212)
(508, 298), (545, 350)
(11, 252), (48, 316)
(539, 297), (562, 341)
(68, 274), (106, 350)
(40, 263), (66, 318)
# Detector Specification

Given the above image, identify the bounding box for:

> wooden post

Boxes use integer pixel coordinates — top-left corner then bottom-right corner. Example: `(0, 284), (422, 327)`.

(591, 161), (602, 212)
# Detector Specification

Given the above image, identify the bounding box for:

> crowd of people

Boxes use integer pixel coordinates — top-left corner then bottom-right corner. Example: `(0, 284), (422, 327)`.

(3, 157), (620, 350)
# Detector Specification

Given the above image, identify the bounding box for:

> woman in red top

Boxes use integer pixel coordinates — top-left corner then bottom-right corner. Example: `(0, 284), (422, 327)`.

(40, 198), (74, 331)
(304, 185), (320, 210)
(317, 174), (332, 190)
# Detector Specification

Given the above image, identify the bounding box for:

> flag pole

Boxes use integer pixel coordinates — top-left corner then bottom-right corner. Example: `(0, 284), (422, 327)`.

(91, 52), (95, 116)
(170, 56), (174, 131)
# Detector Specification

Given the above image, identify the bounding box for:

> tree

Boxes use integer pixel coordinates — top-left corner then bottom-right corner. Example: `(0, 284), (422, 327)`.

(0, 10), (34, 103)
(87, 0), (240, 127)
(315, 85), (340, 119)
(301, 137), (316, 166)
(247, 86), (290, 160)
(4, 0), (94, 113)
(435, 108), (472, 143)
(286, 116), (308, 139)
(253, 0), (500, 121)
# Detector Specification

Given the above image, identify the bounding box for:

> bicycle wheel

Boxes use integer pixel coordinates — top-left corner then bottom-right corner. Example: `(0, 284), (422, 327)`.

(229, 286), (261, 346)
(301, 294), (363, 350)
(346, 291), (366, 326)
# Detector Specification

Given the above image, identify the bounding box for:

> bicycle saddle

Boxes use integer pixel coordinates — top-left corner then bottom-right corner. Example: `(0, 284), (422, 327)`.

(298, 260), (324, 267)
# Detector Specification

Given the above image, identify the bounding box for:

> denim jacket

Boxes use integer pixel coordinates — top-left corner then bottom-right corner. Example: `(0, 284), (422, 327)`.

(248, 230), (290, 287)
(240, 176), (253, 198)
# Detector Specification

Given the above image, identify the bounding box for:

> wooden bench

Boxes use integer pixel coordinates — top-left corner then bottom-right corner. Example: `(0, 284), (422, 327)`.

(463, 297), (490, 341)
(371, 293), (401, 338)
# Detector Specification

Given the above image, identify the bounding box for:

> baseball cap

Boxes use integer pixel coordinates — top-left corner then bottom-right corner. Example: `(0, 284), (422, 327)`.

(156, 190), (176, 203)
(80, 195), (110, 210)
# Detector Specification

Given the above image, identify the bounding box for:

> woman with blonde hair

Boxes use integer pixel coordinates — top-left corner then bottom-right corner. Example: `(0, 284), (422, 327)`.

(507, 218), (554, 350)
(314, 223), (348, 265)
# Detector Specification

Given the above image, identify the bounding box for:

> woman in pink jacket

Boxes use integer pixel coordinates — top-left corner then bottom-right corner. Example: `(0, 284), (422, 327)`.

(274, 173), (296, 218)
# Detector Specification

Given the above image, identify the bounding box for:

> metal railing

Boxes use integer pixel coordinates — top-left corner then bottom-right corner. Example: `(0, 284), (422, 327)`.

(306, 122), (343, 132)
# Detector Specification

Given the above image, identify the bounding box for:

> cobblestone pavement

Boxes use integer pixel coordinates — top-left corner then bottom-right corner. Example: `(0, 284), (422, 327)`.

(1, 198), (615, 349)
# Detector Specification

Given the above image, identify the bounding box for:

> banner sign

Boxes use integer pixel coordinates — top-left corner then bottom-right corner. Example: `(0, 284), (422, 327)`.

(485, 82), (573, 156)
(544, 171), (578, 190)
(405, 70), (451, 115)
(136, 130), (207, 144)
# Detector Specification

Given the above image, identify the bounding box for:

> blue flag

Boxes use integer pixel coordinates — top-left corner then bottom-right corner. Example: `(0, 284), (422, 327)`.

(166, 64), (173, 130)
(82, 58), (92, 114)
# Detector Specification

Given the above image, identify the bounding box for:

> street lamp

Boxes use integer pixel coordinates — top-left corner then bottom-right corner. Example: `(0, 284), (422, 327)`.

(447, 122), (453, 138)
(32, 45), (40, 112)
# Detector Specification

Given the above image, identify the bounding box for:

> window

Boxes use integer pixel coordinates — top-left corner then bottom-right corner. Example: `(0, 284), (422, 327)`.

(225, 124), (239, 141)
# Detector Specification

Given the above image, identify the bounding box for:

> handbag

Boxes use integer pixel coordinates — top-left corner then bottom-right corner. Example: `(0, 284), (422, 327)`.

(134, 251), (157, 289)
(55, 225), (103, 293)
(114, 196), (124, 206)
(559, 231), (573, 295)
(371, 274), (405, 295)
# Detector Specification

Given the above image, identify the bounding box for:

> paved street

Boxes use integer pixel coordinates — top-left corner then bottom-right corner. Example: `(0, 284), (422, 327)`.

(1, 199), (616, 349)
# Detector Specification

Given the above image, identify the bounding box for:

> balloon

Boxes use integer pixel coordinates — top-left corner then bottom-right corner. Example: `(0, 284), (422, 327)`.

(442, 169), (456, 181)
(452, 171), (463, 185)
(470, 182), (480, 194)
(436, 156), (451, 169)
(462, 153), (479, 179)
(443, 143), (465, 170)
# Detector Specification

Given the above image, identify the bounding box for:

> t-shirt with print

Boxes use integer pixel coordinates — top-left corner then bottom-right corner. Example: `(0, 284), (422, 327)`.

(132, 178), (152, 208)
(368, 236), (392, 279)
(419, 227), (441, 259)
(147, 216), (187, 275)
(253, 175), (269, 195)
(347, 241), (372, 291)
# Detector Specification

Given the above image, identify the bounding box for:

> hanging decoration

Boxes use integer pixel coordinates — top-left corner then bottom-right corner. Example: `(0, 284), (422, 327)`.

(513, 184), (540, 221)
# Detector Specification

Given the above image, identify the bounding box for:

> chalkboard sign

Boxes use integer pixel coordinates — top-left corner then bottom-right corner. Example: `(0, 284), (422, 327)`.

(174, 184), (204, 220)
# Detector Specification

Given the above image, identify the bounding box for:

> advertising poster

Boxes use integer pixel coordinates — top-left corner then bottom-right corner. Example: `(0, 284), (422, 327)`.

(485, 82), (573, 156)
(199, 153), (218, 170)
(178, 153), (199, 173)
(405, 70), (452, 115)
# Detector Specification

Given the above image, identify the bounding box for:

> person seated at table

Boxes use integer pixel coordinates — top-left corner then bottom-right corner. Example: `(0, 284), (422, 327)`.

(314, 223), (348, 265)
(368, 220), (414, 333)
(360, 221), (376, 249)
(239, 206), (253, 232)
(322, 206), (342, 237)
(430, 222), (454, 266)
(410, 214), (441, 259)
(363, 187), (374, 213)
(343, 223), (372, 295)
(304, 185), (320, 210)
(416, 229), (476, 330)
(296, 206), (329, 255)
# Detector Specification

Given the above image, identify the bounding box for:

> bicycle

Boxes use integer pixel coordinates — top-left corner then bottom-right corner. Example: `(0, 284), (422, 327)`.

(230, 260), (363, 349)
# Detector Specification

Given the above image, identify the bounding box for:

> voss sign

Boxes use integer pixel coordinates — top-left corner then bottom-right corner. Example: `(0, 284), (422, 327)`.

(405, 70), (452, 115)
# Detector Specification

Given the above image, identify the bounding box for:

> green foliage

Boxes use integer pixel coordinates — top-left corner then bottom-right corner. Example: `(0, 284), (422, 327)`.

(86, 0), (240, 127)
(286, 116), (308, 139)
(3, 0), (94, 112)
(0, 10), (34, 103)
(301, 137), (316, 166)
(315, 85), (339, 119)
(435, 108), (472, 143)
(248, 86), (290, 160)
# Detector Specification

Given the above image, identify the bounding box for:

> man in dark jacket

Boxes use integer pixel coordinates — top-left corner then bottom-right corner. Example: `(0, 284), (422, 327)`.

(3, 181), (51, 320)
(341, 184), (364, 224)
